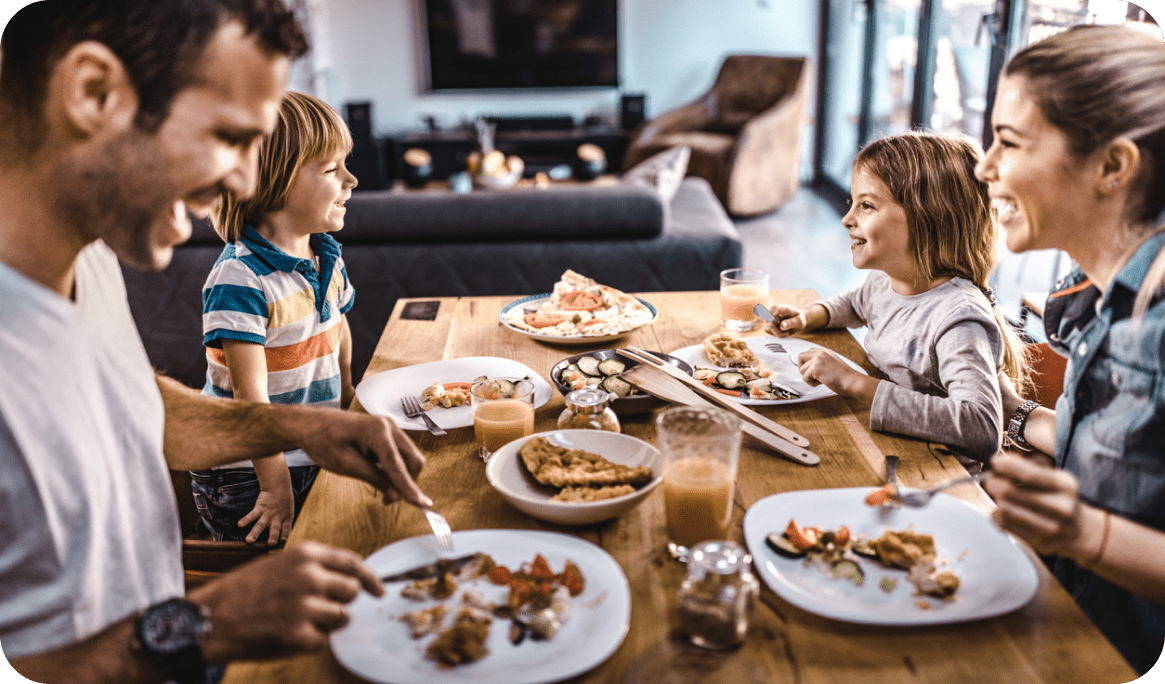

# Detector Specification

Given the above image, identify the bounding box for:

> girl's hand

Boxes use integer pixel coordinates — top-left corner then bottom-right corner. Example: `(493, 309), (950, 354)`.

(766, 304), (808, 336)
(238, 486), (296, 546)
(796, 348), (877, 402)
(985, 451), (1099, 560)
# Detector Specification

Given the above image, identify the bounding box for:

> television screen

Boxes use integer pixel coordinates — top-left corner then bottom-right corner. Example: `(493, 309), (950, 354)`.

(423, 0), (619, 91)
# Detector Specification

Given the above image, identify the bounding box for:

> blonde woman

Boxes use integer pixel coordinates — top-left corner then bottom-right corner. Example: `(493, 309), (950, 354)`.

(768, 131), (1028, 462)
(975, 25), (1165, 674)
(194, 91), (359, 545)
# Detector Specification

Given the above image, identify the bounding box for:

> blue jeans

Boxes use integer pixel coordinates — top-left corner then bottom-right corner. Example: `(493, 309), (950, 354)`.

(190, 465), (319, 542)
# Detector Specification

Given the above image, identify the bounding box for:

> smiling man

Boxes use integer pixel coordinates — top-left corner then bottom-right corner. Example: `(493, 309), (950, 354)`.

(0, 2), (431, 683)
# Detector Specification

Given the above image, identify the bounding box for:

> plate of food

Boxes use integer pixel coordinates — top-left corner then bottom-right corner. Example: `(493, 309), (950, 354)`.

(485, 430), (663, 525)
(549, 349), (693, 416)
(330, 529), (632, 684)
(742, 487), (1039, 626)
(500, 270), (657, 345)
(355, 357), (553, 431)
(667, 334), (867, 405)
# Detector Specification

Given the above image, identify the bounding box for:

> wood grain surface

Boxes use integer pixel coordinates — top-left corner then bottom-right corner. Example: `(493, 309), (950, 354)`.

(223, 291), (1136, 684)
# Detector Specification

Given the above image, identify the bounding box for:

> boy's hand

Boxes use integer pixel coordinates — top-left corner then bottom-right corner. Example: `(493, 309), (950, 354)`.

(239, 487), (295, 545)
(766, 304), (808, 336)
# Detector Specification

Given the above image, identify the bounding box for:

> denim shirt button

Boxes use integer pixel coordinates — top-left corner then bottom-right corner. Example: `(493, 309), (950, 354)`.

(1112, 372), (1120, 387)
(1078, 342), (1088, 356)
(1049, 332), (1059, 342)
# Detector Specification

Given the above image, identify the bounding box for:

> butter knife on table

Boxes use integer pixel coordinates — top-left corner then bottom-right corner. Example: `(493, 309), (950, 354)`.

(380, 554), (479, 583)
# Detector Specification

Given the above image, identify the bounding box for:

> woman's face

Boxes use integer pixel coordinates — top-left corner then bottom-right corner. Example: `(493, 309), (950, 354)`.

(975, 75), (1098, 255)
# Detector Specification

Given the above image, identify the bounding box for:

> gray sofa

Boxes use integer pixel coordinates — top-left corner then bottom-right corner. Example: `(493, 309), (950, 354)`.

(122, 176), (742, 387)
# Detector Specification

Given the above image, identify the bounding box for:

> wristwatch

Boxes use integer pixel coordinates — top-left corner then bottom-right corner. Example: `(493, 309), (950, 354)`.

(133, 598), (210, 684)
(1006, 399), (1041, 451)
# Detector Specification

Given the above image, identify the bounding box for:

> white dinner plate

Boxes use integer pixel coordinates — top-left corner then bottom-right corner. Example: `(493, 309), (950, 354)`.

(330, 529), (632, 684)
(668, 336), (867, 405)
(355, 357), (553, 431)
(499, 293), (658, 345)
(742, 488), (1039, 625)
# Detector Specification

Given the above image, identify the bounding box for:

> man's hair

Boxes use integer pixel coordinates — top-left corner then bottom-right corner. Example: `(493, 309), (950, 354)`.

(0, 0), (308, 150)
(855, 130), (1029, 390)
(215, 90), (353, 242)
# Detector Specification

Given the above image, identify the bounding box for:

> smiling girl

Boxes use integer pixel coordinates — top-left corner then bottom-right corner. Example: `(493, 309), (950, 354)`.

(767, 131), (1028, 461)
(194, 91), (359, 544)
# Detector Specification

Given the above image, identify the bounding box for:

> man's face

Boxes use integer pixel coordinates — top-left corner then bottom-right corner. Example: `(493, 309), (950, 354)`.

(71, 22), (289, 270)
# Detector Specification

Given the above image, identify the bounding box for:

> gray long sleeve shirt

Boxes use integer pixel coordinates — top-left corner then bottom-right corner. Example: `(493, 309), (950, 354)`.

(820, 272), (1004, 461)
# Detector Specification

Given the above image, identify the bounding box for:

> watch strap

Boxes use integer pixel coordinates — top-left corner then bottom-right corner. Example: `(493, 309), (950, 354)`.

(1006, 399), (1041, 450)
(133, 598), (209, 684)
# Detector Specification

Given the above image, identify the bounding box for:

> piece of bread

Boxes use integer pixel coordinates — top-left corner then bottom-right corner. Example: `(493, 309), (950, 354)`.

(703, 331), (760, 368)
(551, 485), (637, 502)
(519, 436), (653, 489)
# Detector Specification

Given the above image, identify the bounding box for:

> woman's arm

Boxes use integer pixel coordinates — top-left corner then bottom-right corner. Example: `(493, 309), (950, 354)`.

(156, 375), (432, 508)
(987, 452), (1165, 606)
(999, 371), (1057, 455)
(220, 340), (294, 545)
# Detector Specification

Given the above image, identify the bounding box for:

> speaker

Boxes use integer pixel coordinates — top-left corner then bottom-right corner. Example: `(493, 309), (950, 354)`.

(620, 94), (646, 131)
(347, 138), (387, 190)
(344, 101), (373, 141)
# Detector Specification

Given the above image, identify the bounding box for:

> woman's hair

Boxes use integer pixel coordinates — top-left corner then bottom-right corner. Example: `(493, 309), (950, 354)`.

(1004, 25), (1165, 317)
(855, 131), (1030, 390)
(214, 91), (353, 242)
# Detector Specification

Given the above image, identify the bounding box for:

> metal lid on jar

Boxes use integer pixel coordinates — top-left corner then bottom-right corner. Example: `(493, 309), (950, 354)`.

(689, 540), (752, 575)
(564, 388), (614, 414)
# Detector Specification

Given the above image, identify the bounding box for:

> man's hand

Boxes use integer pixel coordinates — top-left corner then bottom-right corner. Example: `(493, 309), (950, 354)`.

(295, 409), (432, 508)
(239, 487), (295, 545)
(190, 541), (384, 662)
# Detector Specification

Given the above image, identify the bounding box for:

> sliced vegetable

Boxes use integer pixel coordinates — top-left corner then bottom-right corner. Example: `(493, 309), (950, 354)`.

(716, 370), (747, 389)
(596, 358), (625, 376)
(601, 375), (633, 397)
(765, 532), (806, 559)
(784, 519), (819, 551)
(865, 483), (899, 507)
(828, 559), (865, 586)
(576, 356), (601, 377)
(559, 290), (603, 311)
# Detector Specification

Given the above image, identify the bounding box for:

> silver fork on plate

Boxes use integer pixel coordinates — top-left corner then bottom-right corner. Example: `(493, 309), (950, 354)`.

(898, 472), (991, 507)
(422, 508), (455, 553)
(400, 396), (446, 436)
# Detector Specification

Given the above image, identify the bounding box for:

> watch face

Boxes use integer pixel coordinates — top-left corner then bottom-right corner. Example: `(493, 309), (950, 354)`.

(141, 599), (205, 655)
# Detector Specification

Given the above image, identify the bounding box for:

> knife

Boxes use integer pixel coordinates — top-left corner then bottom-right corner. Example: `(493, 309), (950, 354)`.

(379, 554), (479, 583)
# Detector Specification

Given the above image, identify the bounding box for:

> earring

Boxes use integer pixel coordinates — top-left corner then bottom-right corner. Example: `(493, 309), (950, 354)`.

(1108, 179), (1119, 190)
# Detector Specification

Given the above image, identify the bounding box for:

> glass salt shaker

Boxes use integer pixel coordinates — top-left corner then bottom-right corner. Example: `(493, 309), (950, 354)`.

(557, 389), (621, 432)
(675, 540), (759, 649)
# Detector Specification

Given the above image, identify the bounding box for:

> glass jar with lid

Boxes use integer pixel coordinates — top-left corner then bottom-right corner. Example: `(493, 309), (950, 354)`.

(675, 540), (759, 649)
(557, 389), (621, 433)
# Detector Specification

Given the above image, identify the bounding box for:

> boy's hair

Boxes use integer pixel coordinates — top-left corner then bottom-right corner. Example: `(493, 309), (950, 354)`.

(0, 0), (308, 154)
(855, 131), (1029, 390)
(215, 91), (353, 242)
(1004, 24), (1165, 319)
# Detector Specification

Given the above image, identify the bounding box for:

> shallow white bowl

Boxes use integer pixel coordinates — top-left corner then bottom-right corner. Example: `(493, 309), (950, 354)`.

(485, 429), (662, 526)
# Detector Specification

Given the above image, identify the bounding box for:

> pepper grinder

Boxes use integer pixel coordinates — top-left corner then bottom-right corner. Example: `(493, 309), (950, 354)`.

(675, 540), (759, 649)
(557, 389), (621, 432)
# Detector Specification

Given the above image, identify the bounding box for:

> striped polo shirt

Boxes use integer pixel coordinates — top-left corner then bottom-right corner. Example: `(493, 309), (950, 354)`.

(202, 225), (355, 468)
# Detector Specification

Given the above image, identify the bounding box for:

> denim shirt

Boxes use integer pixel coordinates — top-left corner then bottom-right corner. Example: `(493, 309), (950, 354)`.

(1042, 229), (1165, 674)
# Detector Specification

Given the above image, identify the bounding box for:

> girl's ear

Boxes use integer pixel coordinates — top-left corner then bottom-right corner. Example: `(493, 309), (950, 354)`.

(1098, 137), (1141, 196)
(50, 41), (139, 137)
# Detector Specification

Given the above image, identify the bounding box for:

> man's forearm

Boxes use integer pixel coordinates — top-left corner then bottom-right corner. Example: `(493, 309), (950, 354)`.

(158, 374), (306, 471)
(10, 615), (167, 684)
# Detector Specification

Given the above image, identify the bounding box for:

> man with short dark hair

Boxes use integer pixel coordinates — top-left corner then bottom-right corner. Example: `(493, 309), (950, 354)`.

(0, 2), (432, 681)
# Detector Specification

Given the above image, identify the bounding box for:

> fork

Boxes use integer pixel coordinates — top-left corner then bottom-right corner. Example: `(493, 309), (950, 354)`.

(885, 455), (901, 497)
(422, 508), (455, 553)
(898, 472), (991, 507)
(400, 396), (446, 436)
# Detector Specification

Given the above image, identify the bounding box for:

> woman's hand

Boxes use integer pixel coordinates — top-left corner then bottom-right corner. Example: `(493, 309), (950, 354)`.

(238, 486), (295, 545)
(985, 451), (1102, 560)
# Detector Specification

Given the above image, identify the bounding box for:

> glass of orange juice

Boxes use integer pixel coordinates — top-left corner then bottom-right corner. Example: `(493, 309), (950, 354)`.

(471, 377), (536, 460)
(719, 268), (769, 331)
(656, 406), (742, 562)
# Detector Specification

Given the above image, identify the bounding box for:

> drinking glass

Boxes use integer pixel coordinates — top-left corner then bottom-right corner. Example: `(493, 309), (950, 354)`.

(471, 377), (536, 460)
(719, 268), (769, 332)
(656, 406), (742, 561)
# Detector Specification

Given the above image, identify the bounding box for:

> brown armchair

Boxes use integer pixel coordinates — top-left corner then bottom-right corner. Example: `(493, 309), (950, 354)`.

(623, 55), (811, 218)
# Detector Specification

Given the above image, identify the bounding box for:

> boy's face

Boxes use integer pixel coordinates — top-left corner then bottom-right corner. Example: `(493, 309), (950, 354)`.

(842, 167), (915, 280)
(72, 22), (289, 271)
(278, 148), (359, 236)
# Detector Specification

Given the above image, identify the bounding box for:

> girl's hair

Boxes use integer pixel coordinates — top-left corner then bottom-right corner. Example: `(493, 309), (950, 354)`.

(1003, 25), (1165, 318)
(214, 90), (353, 242)
(855, 131), (1029, 390)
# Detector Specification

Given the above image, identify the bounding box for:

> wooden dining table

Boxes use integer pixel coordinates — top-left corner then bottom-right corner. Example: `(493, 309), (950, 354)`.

(223, 290), (1137, 684)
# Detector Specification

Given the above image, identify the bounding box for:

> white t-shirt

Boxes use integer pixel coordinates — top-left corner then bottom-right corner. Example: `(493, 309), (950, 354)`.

(0, 241), (183, 658)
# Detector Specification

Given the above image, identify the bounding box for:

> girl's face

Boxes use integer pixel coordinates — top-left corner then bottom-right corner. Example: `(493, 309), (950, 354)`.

(975, 75), (1096, 254)
(842, 167), (916, 282)
(280, 148), (358, 235)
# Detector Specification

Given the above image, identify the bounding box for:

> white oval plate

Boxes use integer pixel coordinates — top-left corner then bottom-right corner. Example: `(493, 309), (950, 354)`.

(668, 336), (867, 405)
(330, 529), (632, 684)
(485, 430), (663, 526)
(355, 356), (553, 431)
(742, 487), (1039, 625)
(499, 293), (658, 345)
